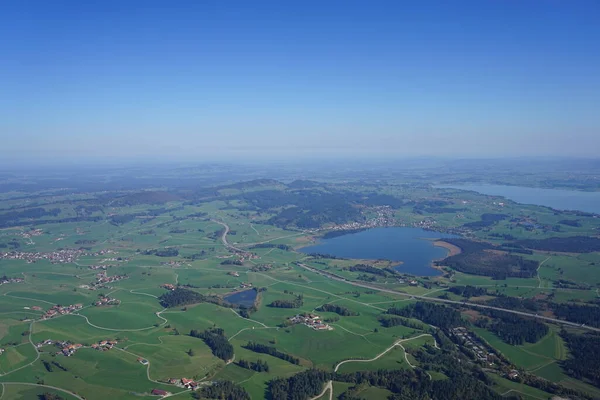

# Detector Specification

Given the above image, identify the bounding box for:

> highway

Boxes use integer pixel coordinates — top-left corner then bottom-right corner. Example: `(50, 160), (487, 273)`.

(297, 263), (600, 333)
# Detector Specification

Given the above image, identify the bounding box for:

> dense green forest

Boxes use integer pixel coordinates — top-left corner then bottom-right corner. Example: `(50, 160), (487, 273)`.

(378, 315), (423, 329)
(476, 311), (548, 345)
(190, 327), (234, 361)
(552, 303), (600, 328)
(462, 213), (509, 229)
(159, 288), (204, 307)
(243, 342), (300, 365)
(437, 239), (538, 279)
(387, 302), (462, 329)
(192, 380), (251, 400)
(448, 285), (487, 298)
(561, 332), (600, 387)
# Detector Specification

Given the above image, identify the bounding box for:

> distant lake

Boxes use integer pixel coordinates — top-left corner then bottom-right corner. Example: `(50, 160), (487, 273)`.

(224, 289), (257, 307)
(300, 227), (457, 276)
(438, 184), (600, 214)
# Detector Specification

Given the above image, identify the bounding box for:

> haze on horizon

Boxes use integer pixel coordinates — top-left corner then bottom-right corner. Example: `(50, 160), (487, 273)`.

(1, 1), (599, 162)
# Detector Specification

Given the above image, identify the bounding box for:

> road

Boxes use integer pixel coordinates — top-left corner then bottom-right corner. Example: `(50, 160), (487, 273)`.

(297, 263), (600, 333)
(0, 382), (84, 400)
(211, 220), (245, 252)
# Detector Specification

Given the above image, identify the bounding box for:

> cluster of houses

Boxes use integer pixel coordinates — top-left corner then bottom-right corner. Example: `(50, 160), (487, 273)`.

(88, 265), (108, 270)
(239, 282), (252, 289)
(35, 338), (55, 348)
(0, 249), (85, 264)
(94, 295), (121, 306)
(91, 271), (128, 288)
(20, 228), (43, 239)
(167, 377), (199, 390)
(228, 271), (240, 277)
(41, 304), (83, 320)
(450, 327), (492, 363)
(289, 313), (333, 331)
(0, 275), (24, 285)
(161, 283), (176, 291)
(91, 339), (118, 351)
(137, 357), (149, 365)
(56, 342), (84, 357)
(161, 260), (182, 267)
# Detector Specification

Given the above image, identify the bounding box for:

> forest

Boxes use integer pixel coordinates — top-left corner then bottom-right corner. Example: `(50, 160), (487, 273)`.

(561, 332), (600, 387)
(462, 213), (509, 229)
(552, 303), (600, 328)
(268, 295), (303, 308)
(190, 327), (234, 361)
(192, 381), (250, 400)
(378, 315), (423, 329)
(316, 303), (359, 316)
(476, 311), (548, 345)
(448, 285), (487, 298)
(243, 342), (300, 365)
(436, 239), (538, 279)
(159, 287), (204, 307)
(387, 302), (462, 329)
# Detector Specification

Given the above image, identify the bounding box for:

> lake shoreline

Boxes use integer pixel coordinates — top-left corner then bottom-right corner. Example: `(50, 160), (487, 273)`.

(433, 240), (462, 257)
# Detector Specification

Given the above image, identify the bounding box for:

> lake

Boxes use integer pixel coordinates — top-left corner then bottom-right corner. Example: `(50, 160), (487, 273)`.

(224, 289), (257, 307)
(300, 227), (457, 276)
(438, 184), (600, 214)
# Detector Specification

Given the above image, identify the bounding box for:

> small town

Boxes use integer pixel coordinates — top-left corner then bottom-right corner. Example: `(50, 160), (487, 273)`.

(41, 304), (84, 320)
(0, 249), (86, 264)
(288, 313), (333, 331)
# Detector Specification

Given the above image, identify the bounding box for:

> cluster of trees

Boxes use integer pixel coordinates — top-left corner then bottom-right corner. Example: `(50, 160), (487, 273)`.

(477, 311), (548, 345)
(143, 248), (179, 257)
(159, 288), (203, 307)
(316, 303), (358, 316)
(221, 259), (243, 265)
(507, 236), (600, 253)
(346, 264), (393, 277)
(0, 207), (61, 228)
(190, 327), (233, 361)
(378, 315), (423, 329)
(486, 295), (541, 312)
(267, 369), (330, 400)
(387, 302), (462, 329)
(244, 342), (300, 365)
(462, 213), (509, 229)
(561, 332), (600, 387)
(558, 219), (581, 227)
(436, 239), (538, 279)
(448, 285), (487, 298)
(552, 303), (600, 328)
(267, 368), (511, 400)
(38, 394), (65, 400)
(192, 380), (250, 400)
(42, 360), (69, 372)
(268, 295), (303, 309)
(250, 243), (292, 251)
(237, 359), (270, 372)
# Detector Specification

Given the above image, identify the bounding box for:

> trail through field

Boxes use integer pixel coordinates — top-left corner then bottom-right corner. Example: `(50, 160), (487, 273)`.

(537, 256), (552, 288)
(333, 333), (433, 372)
(501, 389), (546, 400)
(250, 224), (261, 236)
(72, 308), (167, 331)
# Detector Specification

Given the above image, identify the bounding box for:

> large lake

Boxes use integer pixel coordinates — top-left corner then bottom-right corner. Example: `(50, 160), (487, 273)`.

(300, 227), (457, 276)
(438, 184), (600, 214)
(224, 289), (257, 307)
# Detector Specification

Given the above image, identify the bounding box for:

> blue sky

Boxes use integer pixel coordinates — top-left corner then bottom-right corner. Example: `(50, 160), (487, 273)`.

(1, 1), (599, 162)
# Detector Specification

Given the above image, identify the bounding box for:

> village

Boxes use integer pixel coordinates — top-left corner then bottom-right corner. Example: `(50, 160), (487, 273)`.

(288, 313), (333, 331)
(40, 303), (83, 320)
(91, 270), (128, 288)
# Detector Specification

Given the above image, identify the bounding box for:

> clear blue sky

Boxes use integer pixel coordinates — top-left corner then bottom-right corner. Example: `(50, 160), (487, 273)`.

(1, 1), (599, 162)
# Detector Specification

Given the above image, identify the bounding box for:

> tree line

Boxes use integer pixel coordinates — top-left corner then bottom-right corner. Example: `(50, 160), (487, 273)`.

(243, 341), (300, 365)
(317, 303), (358, 316)
(268, 295), (303, 309)
(190, 327), (233, 361)
(387, 302), (462, 329)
